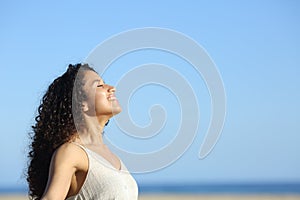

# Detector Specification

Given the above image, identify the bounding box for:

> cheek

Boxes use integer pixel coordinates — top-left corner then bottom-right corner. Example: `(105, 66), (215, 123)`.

(95, 91), (107, 105)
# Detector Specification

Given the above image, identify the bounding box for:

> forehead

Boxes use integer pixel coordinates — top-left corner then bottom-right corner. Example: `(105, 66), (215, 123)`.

(83, 70), (103, 85)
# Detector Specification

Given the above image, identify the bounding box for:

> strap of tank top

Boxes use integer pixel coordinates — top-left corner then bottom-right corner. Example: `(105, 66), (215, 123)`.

(71, 142), (86, 150)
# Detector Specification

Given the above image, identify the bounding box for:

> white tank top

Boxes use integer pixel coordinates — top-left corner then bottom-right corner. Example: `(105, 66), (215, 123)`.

(66, 143), (138, 200)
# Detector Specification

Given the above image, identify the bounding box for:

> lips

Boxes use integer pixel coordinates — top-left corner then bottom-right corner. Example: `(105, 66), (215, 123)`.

(107, 94), (117, 101)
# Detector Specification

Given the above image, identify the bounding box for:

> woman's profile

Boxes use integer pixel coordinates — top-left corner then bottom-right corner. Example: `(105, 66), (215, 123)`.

(27, 63), (138, 200)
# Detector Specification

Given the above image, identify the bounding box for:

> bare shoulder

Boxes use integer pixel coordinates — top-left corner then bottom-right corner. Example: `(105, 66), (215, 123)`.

(52, 142), (88, 171)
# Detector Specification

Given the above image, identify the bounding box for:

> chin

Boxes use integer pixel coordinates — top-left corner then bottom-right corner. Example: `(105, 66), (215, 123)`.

(112, 106), (122, 116)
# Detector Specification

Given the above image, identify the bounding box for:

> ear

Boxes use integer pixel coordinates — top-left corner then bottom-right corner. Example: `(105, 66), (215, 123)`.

(82, 101), (89, 112)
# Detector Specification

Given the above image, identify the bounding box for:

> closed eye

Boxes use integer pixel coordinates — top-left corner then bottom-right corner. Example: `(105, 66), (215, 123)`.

(97, 84), (104, 88)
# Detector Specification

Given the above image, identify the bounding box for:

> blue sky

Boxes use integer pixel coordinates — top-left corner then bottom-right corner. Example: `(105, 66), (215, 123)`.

(0, 1), (300, 188)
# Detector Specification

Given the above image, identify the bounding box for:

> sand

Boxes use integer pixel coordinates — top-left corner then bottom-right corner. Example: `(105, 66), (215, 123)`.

(140, 194), (300, 200)
(1, 194), (300, 200)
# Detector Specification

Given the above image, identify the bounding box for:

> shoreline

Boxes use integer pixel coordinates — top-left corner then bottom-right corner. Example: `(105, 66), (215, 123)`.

(1, 194), (300, 200)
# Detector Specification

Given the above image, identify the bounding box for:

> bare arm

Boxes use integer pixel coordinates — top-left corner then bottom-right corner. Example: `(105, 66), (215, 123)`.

(41, 143), (84, 200)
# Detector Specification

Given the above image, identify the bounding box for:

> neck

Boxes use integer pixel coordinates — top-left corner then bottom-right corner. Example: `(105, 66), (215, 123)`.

(78, 115), (109, 146)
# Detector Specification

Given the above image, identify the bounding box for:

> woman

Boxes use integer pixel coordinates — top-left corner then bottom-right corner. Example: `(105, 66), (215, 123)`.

(27, 63), (138, 200)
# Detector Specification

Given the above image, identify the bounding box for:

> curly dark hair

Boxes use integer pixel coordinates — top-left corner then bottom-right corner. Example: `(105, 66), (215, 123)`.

(27, 63), (96, 199)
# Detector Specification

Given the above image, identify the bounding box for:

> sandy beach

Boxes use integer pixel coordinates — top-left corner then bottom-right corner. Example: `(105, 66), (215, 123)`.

(1, 194), (300, 200)
(139, 194), (300, 200)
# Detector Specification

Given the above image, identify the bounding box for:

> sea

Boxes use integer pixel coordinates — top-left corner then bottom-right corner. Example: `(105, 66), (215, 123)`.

(1, 183), (300, 195)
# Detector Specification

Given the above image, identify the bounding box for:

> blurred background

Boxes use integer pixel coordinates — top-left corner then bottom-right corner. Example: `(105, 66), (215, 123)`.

(1, 0), (300, 199)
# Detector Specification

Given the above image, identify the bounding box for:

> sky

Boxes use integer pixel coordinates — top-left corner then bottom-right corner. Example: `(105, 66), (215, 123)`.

(0, 0), (300, 189)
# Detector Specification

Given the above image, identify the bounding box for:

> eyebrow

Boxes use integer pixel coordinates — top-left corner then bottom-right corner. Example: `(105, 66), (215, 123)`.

(92, 79), (105, 85)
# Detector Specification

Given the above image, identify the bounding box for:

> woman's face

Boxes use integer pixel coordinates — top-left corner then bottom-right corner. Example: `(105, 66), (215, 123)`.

(82, 70), (122, 117)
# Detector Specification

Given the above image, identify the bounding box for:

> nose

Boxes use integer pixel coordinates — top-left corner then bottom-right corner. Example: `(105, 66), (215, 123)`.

(107, 84), (116, 93)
